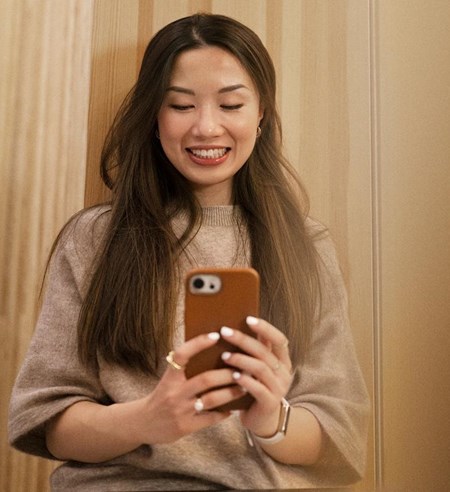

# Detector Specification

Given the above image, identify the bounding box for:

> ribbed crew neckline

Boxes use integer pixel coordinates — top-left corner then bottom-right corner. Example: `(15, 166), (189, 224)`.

(200, 206), (241, 226)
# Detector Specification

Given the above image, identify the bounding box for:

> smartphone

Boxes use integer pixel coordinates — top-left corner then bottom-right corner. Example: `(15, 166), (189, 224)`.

(184, 267), (260, 411)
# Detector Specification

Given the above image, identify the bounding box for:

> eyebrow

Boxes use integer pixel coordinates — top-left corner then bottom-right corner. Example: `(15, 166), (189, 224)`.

(166, 84), (249, 95)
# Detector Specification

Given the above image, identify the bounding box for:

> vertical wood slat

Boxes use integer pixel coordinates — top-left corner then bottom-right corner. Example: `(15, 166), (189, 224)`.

(0, 1), (94, 491)
(294, 2), (375, 488)
(84, 0), (141, 206)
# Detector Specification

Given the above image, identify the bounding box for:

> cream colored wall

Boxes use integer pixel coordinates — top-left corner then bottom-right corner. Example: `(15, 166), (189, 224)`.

(2, 1), (449, 491)
(376, 1), (450, 490)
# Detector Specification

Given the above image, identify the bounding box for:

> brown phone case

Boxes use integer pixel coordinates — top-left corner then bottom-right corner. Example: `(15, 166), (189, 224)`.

(184, 267), (260, 411)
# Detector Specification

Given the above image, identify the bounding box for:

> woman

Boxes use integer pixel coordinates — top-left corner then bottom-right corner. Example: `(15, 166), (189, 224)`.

(9, 13), (369, 490)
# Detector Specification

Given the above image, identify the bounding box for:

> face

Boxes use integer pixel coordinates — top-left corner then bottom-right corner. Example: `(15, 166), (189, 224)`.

(157, 46), (263, 206)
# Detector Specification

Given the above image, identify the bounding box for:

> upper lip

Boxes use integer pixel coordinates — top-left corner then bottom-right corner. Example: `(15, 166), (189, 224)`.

(186, 145), (231, 150)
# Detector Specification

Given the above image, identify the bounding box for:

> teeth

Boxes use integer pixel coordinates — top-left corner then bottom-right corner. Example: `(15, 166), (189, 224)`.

(191, 148), (227, 159)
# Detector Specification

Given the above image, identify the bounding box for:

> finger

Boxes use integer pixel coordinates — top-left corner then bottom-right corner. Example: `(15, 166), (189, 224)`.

(222, 347), (285, 377)
(189, 408), (230, 431)
(271, 338), (290, 364)
(184, 368), (238, 398)
(165, 332), (221, 372)
(193, 385), (247, 413)
(220, 325), (283, 372)
(245, 317), (291, 366)
(221, 351), (289, 395)
(231, 371), (281, 409)
(220, 325), (269, 359)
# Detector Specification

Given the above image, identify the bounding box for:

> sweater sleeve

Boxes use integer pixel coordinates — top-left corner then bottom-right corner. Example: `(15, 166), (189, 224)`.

(287, 229), (370, 484)
(8, 209), (109, 459)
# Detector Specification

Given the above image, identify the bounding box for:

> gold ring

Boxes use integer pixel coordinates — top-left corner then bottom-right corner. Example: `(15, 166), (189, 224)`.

(166, 351), (184, 370)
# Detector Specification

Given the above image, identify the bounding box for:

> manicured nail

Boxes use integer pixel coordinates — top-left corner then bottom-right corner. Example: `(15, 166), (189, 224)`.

(221, 351), (232, 361)
(246, 316), (258, 326)
(208, 332), (220, 341)
(220, 326), (234, 337)
(232, 371), (241, 380)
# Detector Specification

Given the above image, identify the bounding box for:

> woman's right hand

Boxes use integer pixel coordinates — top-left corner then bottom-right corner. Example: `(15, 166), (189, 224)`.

(46, 332), (243, 463)
(133, 331), (245, 444)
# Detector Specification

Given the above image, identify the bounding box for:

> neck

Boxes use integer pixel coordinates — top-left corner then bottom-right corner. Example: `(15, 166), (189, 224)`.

(193, 182), (232, 206)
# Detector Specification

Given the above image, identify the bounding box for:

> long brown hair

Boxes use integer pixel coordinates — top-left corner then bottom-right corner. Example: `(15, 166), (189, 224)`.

(77, 13), (321, 374)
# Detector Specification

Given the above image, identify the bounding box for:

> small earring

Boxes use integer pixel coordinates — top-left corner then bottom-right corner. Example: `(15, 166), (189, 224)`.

(256, 126), (262, 138)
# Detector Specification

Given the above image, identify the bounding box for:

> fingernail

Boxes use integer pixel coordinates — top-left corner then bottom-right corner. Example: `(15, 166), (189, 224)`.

(208, 332), (220, 341)
(221, 351), (231, 361)
(232, 371), (241, 380)
(220, 326), (234, 337)
(246, 316), (258, 326)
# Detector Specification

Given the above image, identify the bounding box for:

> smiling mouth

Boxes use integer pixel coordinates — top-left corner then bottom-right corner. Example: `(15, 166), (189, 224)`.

(187, 147), (231, 159)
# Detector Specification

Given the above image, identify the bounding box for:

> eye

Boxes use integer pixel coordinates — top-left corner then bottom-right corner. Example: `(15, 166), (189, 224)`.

(170, 104), (194, 111)
(221, 104), (244, 111)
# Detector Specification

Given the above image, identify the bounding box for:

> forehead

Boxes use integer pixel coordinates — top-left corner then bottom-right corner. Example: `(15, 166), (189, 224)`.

(169, 46), (257, 92)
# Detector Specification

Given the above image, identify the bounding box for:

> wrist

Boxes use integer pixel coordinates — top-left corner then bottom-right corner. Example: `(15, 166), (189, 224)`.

(252, 398), (291, 445)
(105, 399), (146, 449)
(251, 410), (280, 439)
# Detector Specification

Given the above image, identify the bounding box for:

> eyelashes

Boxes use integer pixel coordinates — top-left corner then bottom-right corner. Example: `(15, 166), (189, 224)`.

(221, 104), (244, 111)
(169, 104), (244, 111)
(169, 104), (194, 111)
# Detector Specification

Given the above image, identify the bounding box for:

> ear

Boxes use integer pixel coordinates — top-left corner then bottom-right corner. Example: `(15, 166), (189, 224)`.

(258, 106), (264, 122)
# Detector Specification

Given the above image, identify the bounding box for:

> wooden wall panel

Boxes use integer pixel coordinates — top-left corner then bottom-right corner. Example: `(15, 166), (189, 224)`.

(85, 0), (141, 205)
(6, 1), (450, 491)
(0, 1), (94, 491)
(211, 0), (267, 40)
(294, 3), (374, 488)
(376, 1), (450, 489)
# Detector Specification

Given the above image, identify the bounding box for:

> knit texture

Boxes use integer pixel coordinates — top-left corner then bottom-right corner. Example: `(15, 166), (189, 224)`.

(8, 205), (370, 490)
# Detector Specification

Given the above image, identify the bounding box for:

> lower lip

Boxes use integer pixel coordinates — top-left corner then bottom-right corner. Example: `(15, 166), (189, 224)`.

(188, 150), (230, 166)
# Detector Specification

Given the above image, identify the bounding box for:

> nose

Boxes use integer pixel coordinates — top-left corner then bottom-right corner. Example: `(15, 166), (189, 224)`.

(191, 105), (223, 138)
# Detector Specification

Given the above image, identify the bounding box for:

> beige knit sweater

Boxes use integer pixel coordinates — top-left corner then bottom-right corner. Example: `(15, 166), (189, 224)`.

(8, 205), (369, 491)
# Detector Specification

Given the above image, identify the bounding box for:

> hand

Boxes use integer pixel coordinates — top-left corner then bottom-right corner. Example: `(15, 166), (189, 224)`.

(135, 332), (245, 445)
(219, 317), (294, 437)
(45, 332), (245, 463)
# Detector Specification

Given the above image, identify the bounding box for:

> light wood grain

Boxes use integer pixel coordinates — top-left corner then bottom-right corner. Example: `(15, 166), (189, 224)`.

(85, 0), (140, 205)
(0, 1), (93, 491)
(294, 3), (375, 486)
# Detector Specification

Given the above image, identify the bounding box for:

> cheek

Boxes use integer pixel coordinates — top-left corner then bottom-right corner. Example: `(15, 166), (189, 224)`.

(157, 110), (185, 141)
(234, 122), (258, 148)
(157, 118), (180, 163)
(158, 115), (174, 141)
(232, 111), (260, 136)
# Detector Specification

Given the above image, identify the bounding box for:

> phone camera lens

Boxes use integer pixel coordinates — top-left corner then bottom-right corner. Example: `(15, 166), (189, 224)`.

(193, 277), (204, 289)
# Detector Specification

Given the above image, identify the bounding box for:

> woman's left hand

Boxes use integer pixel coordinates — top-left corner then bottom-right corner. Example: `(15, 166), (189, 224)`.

(219, 316), (293, 437)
